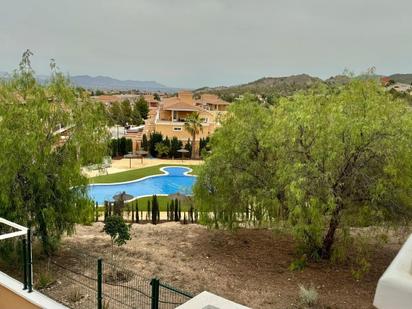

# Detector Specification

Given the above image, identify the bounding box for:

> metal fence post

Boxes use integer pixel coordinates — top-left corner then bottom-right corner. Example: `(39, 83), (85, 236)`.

(22, 238), (27, 290)
(27, 228), (33, 293)
(151, 278), (159, 309)
(97, 258), (103, 309)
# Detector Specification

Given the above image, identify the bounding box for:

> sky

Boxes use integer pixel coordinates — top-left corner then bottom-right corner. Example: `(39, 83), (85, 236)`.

(1, 0), (411, 88)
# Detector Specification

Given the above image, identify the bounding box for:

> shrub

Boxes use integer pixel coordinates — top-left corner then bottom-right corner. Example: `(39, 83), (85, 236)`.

(35, 271), (55, 290)
(103, 216), (131, 261)
(67, 287), (83, 303)
(141, 134), (148, 151)
(148, 132), (163, 157)
(298, 284), (318, 307)
(289, 255), (307, 271)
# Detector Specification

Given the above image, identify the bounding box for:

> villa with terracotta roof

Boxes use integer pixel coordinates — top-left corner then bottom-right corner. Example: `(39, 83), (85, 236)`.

(123, 91), (229, 151)
(150, 91), (229, 141)
(138, 91), (229, 146)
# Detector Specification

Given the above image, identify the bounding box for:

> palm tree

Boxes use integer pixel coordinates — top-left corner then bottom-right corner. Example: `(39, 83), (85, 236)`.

(184, 112), (203, 159)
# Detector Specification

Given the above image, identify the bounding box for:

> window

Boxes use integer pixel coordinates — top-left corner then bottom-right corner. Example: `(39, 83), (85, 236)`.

(173, 127), (182, 131)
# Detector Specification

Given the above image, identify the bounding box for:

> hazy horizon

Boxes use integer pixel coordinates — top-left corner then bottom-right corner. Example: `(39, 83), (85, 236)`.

(1, 0), (412, 88)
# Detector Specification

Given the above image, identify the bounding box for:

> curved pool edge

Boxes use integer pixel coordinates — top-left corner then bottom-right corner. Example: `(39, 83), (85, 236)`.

(88, 166), (197, 187)
(88, 166), (197, 205)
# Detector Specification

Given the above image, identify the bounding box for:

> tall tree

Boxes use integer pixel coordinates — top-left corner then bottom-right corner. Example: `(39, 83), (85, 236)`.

(141, 133), (149, 151)
(120, 100), (132, 126)
(135, 97), (149, 119)
(170, 137), (182, 158)
(195, 82), (412, 260)
(130, 105), (143, 125)
(184, 112), (203, 159)
(0, 51), (110, 254)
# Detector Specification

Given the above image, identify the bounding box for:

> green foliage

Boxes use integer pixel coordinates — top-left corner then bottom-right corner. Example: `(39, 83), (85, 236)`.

(195, 81), (412, 260)
(107, 97), (148, 126)
(199, 137), (210, 157)
(155, 142), (169, 158)
(298, 284), (318, 307)
(289, 255), (307, 271)
(151, 195), (159, 224)
(170, 137), (183, 158)
(0, 51), (109, 254)
(141, 134), (149, 151)
(130, 105), (143, 125)
(103, 216), (131, 251)
(184, 112), (203, 159)
(134, 97), (149, 119)
(120, 100), (132, 125)
(110, 137), (132, 157)
(35, 270), (55, 290)
(184, 139), (192, 157)
(148, 132), (163, 157)
(153, 93), (160, 101)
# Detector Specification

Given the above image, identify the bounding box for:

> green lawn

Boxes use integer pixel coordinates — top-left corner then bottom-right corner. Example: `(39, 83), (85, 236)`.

(89, 164), (200, 184)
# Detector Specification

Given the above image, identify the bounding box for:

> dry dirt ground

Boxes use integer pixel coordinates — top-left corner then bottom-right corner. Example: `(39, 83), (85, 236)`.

(57, 222), (400, 309)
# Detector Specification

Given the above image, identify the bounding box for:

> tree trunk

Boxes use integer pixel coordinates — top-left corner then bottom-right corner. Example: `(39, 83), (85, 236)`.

(320, 202), (343, 259)
(191, 132), (196, 159)
(111, 239), (114, 263)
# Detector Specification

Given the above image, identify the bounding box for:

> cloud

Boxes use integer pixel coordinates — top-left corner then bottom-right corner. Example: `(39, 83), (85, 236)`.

(1, 0), (411, 88)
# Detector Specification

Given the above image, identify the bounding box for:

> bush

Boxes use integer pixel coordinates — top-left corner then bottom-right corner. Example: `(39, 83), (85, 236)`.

(289, 255), (307, 271)
(141, 134), (148, 151)
(170, 137), (183, 158)
(110, 138), (133, 157)
(298, 284), (318, 307)
(148, 132), (163, 157)
(67, 287), (83, 303)
(35, 270), (55, 290)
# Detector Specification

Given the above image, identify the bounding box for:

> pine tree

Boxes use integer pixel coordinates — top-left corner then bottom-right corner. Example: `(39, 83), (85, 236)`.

(104, 201), (108, 221)
(141, 134), (148, 151)
(136, 203), (139, 223)
(189, 205), (194, 223)
(174, 199), (179, 221)
(95, 201), (99, 222)
(147, 200), (151, 221)
(152, 195), (158, 225)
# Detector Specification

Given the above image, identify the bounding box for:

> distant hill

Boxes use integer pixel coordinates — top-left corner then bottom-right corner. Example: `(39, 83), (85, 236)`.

(70, 75), (177, 92)
(195, 74), (326, 101)
(195, 73), (398, 102)
(324, 75), (351, 86)
(389, 74), (412, 85)
(1, 72), (177, 92)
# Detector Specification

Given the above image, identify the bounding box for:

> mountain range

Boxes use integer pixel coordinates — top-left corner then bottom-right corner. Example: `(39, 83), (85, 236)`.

(1, 71), (412, 94)
(0, 72), (177, 92)
(195, 73), (412, 100)
(68, 75), (174, 92)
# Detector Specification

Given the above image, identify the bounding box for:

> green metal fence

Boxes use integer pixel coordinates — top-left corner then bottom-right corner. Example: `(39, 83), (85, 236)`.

(43, 249), (192, 309)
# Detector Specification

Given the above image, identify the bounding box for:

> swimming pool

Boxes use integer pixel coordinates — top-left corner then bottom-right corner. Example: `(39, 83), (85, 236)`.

(87, 166), (196, 205)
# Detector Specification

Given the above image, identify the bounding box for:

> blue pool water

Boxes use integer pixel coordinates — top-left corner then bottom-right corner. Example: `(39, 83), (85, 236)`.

(87, 166), (196, 205)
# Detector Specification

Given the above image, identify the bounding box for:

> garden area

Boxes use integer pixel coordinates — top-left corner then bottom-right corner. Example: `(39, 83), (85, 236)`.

(1, 54), (412, 309)
(45, 222), (403, 309)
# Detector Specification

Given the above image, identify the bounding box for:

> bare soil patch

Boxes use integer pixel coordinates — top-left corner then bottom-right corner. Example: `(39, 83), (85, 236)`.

(57, 222), (399, 309)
